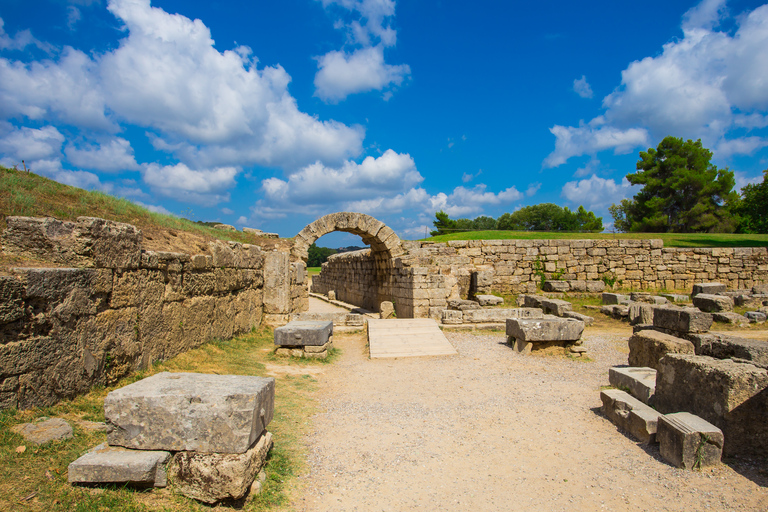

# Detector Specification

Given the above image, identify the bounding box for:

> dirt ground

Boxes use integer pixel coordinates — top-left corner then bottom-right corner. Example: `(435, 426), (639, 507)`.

(290, 325), (768, 512)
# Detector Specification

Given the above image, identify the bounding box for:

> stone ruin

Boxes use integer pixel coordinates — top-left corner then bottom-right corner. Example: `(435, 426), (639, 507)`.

(600, 283), (768, 468)
(274, 320), (334, 359)
(68, 372), (275, 504)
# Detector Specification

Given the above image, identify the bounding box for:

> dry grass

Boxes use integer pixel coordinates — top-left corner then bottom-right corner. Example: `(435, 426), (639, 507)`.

(0, 327), (336, 511)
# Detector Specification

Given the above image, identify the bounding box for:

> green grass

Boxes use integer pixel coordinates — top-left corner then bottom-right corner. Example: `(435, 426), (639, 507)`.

(306, 267), (322, 276)
(0, 327), (325, 512)
(421, 230), (768, 248)
(0, 166), (281, 245)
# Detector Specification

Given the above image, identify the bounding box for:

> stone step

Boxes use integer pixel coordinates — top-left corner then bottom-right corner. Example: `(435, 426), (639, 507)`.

(608, 366), (656, 405)
(657, 412), (723, 469)
(68, 443), (170, 487)
(600, 389), (661, 444)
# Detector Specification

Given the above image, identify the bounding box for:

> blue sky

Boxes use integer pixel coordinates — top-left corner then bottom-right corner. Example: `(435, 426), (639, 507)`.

(1, 0), (768, 246)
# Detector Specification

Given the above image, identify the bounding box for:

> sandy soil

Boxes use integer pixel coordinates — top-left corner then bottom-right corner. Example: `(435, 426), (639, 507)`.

(292, 326), (768, 512)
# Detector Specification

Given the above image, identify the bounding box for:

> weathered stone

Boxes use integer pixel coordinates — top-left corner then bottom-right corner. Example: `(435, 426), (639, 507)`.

(600, 389), (661, 443)
(630, 292), (654, 303)
(304, 340), (333, 353)
(600, 304), (629, 319)
(692, 293), (734, 312)
(628, 330), (695, 370)
(585, 280), (606, 293)
(712, 311), (749, 326)
(242, 227), (264, 235)
(327, 290), (336, 301)
(659, 293), (689, 303)
(652, 306), (713, 333)
(105, 372), (275, 453)
(463, 308), (541, 324)
(752, 284), (768, 295)
(506, 317), (584, 342)
(274, 320), (333, 347)
(0, 275), (25, 325)
(745, 311), (767, 323)
(609, 366), (656, 404)
(628, 302), (656, 326)
(562, 310), (594, 326)
(655, 354), (768, 457)
(475, 294), (504, 306)
(68, 442), (170, 487)
(602, 293), (629, 305)
(471, 270), (494, 295)
(263, 251), (291, 315)
(442, 310), (463, 324)
(657, 413), (723, 469)
(539, 298), (572, 317)
(686, 333), (768, 366)
(168, 431), (272, 504)
(542, 280), (569, 292)
(379, 301), (395, 319)
(12, 417), (73, 444)
(447, 299), (481, 311)
(344, 313), (366, 326)
(692, 282), (727, 296)
(213, 224), (236, 231)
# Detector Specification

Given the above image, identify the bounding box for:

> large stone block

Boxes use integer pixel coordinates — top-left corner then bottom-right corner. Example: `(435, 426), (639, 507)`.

(657, 413), (723, 469)
(168, 431), (272, 504)
(652, 306), (712, 333)
(687, 333), (768, 366)
(692, 282), (726, 296)
(475, 294), (503, 306)
(105, 372), (275, 453)
(542, 280), (569, 292)
(506, 317), (584, 342)
(692, 293), (734, 312)
(711, 312), (749, 326)
(609, 366), (656, 404)
(263, 251), (291, 314)
(274, 320), (332, 346)
(462, 308), (543, 323)
(628, 330), (694, 370)
(602, 293), (629, 305)
(539, 298), (572, 317)
(628, 302), (656, 326)
(600, 389), (661, 443)
(655, 354), (768, 457)
(442, 310), (463, 324)
(68, 443), (170, 487)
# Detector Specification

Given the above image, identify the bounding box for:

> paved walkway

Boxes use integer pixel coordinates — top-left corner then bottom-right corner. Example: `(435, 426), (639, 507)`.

(308, 296), (349, 314)
(367, 318), (458, 358)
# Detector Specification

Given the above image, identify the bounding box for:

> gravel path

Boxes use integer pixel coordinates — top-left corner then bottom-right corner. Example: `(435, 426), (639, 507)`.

(293, 326), (768, 512)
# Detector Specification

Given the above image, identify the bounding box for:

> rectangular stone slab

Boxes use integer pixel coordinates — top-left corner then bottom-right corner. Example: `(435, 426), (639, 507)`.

(68, 443), (170, 487)
(505, 317), (584, 342)
(657, 412), (723, 469)
(105, 372), (275, 454)
(609, 366), (657, 405)
(692, 283), (726, 296)
(628, 330), (694, 371)
(462, 308), (543, 323)
(652, 306), (712, 334)
(274, 320), (333, 346)
(600, 389), (661, 444)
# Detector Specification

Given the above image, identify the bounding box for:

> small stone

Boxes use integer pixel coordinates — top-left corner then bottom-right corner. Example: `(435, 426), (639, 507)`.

(569, 346), (587, 354)
(712, 311), (749, 326)
(12, 418), (73, 445)
(745, 311), (767, 323)
(379, 301), (395, 319)
(327, 290), (336, 300)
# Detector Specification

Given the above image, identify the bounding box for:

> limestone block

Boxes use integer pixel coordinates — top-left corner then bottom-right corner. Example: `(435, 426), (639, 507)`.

(344, 314), (366, 326)
(686, 333), (768, 366)
(475, 294), (503, 306)
(692, 293), (734, 312)
(76, 217), (143, 269)
(447, 299), (480, 311)
(585, 280), (606, 292)
(0, 275), (25, 324)
(105, 372), (275, 453)
(471, 270), (494, 294)
(542, 280), (569, 292)
(659, 293), (690, 303)
(609, 366), (656, 404)
(602, 293), (629, 305)
(379, 301), (395, 319)
(327, 290), (336, 300)
(462, 308), (543, 323)
(745, 311), (767, 323)
(712, 312), (749, 326)
(628, 330), (694, 370)
(752, 284), (768, 294)
(304, 340), (333, 353)
(600, 389), (660, 443)
(428, 307), (445, 322)
(652, 306), (713, 333)
(274, 321), (332, 347)
(519, 295), (546, 308)
(562, 310), (594, 326)
(539, 298), (572, 317)
(68, 443), (170, 487)
(655, 354), (768, 457)
(263, 251), (291, 314)
(628, 302), (656, 326)
(657, 413), (723, 469)
(442, 310), (463, 324)
(12, 417), (73, 444)
(600, 304), (629, 319)
(691, 282), (726, 296)
(505, 318), (584, 342)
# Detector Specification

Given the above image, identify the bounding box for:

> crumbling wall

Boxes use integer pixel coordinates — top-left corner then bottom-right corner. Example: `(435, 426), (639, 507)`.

(0, 216), (269, 409)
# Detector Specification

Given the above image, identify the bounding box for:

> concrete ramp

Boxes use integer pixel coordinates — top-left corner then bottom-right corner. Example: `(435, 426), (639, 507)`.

(367, 319), (458, 359)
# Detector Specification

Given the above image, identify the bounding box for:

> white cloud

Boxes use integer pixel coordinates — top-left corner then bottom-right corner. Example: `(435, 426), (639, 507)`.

(133, 200), (174, 216)
(142, 162), (238, 206)
(546, 1), (768, 167)
(544, 119), (649, 168)
(462, 169), (482, 183)
(0, 17), (53, 52)
(319, 0), (397, 47)
(715, 136), (768, 158)
(314, 45), (410, 103)
(525, 182), (541, 197)
(561, 174), (639, 210)
(734, 170), (764, 191)
(67, 6), (82, 30)
(0, 123), (64, 162)
(65, 137), (140, 172)
(573, 75), (593, 99)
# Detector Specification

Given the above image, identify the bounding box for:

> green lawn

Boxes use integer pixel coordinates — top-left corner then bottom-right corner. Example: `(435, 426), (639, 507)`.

(421, 230), (768, 248)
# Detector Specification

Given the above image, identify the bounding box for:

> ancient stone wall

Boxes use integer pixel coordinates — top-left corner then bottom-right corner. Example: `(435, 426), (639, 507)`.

(0, 216), (268, 409)
(313, 239), (768, 316)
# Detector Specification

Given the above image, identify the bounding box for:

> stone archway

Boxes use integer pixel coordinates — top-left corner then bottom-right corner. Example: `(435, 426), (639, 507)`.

(291, 212), (405, 262)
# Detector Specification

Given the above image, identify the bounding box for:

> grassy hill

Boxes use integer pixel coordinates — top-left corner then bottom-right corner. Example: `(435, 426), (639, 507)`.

(0, 166), (280, 246)
(422, 229), (768, 248)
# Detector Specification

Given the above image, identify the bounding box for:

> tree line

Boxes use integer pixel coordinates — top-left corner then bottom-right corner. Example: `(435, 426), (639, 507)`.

(430, 203), (603, 236)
